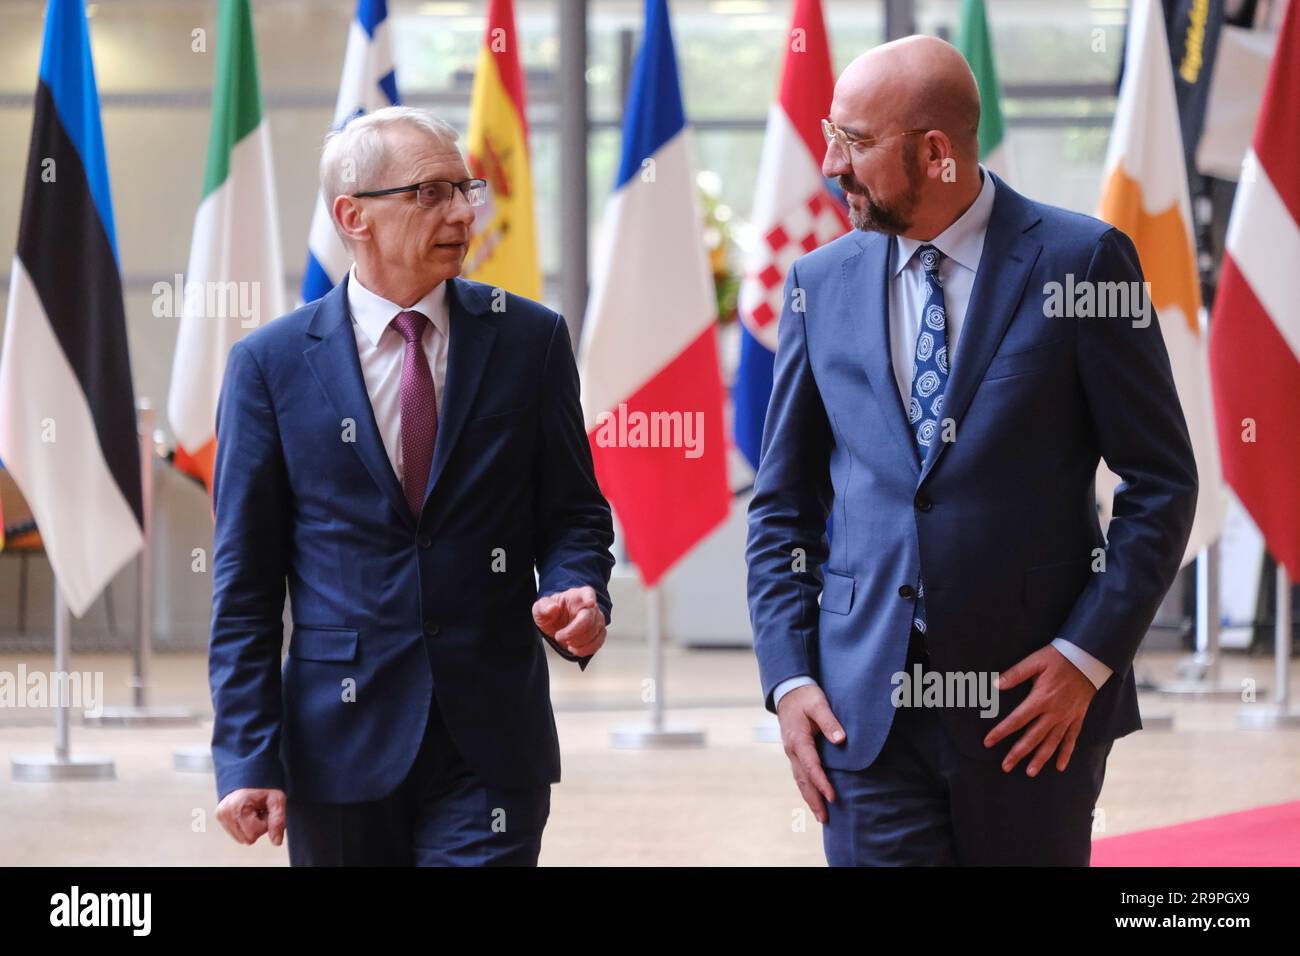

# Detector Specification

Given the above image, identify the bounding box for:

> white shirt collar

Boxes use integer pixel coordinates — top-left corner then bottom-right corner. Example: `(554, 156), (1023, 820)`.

(346, 262), (450, 348)
(893, 165), (996, 276)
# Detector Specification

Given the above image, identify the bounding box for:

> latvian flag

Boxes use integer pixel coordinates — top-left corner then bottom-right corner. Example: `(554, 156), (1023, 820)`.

(1209, 0), (1300, 579)
(578, 0), (730, 586)
(0, 0), (143, 617)
(733, 0), (848, 470)
(301, 0), (400, 303)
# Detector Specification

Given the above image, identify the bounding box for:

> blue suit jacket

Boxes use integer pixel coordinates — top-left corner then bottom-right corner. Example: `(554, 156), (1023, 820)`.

(209, 275), (614, 803)
(746, 174), (1197, 769)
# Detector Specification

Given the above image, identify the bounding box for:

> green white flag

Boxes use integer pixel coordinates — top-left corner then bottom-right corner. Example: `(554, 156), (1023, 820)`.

(956, 0), (1014, 180)
(167, 0), (284, 491)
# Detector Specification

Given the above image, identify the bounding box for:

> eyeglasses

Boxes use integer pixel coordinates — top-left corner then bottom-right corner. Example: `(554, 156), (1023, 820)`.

(351, 178), (488, 208)
(821, 119), (928, 156)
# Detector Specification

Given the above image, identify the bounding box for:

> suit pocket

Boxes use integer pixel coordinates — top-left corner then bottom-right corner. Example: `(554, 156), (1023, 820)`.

(983, 337), (1070, 382)
(818, 570), (855, 615)
(462, 404), (533, 429)
(289, 626), (359, 662)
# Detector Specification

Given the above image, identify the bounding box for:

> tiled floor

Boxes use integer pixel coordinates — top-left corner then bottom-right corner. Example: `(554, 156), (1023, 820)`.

(0, 644), (1296, 865)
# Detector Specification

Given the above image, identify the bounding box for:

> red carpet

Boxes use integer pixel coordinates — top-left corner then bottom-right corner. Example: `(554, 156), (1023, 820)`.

(1092, 800), (1300, 866)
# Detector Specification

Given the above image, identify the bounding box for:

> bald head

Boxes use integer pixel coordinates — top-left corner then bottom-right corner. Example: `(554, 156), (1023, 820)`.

(837, 35), (981, 159)
(823, 35), (985, 239)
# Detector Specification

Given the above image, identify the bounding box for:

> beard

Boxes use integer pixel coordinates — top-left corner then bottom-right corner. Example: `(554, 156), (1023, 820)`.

(840, 140), (922, 235)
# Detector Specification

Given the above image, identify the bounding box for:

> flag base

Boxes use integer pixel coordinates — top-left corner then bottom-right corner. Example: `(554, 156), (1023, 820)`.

(82, 706), (199, 727)
(172, 744), (214, 773)
(610, 725), (706, 749)
(11, 753), (115, 782)
(1237, 708), (1300, 730)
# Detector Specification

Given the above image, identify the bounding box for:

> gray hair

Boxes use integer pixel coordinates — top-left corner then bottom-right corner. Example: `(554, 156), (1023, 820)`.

(320, 106), (461, 245)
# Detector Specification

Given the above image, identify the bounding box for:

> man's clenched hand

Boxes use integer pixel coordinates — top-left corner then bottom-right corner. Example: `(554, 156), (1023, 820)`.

(532, 585), (606, 658)
(215, 788), (286, 846)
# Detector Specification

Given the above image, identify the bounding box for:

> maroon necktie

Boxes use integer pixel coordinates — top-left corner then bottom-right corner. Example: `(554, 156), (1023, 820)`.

(392, 310), (437, 517)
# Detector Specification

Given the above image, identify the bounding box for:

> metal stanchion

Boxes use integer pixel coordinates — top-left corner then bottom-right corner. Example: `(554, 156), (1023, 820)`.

(1239, 567), (1299, 729)
(611, 586), (706, 748)
(1154, 544), (1251, 699)
(11, 587), (115, 781)
(84, 399), (196, 727)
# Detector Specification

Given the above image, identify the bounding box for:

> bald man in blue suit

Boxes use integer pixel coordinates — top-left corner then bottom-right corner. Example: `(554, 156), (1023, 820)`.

(746, 37), (1196, 866)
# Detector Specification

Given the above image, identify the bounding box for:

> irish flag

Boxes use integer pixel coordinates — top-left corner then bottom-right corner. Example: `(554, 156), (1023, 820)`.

(464, 0), (541, 299)
(167, 0), (285, 491)
(578, 0), (730, 586)
(1097, 0), (1225, 566)
(956, 0), (1013, 180)
(1210, 0), (1300, 578)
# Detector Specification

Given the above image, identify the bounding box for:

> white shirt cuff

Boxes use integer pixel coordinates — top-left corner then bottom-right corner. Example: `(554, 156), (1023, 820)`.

(773, 675), (817, 708)
(1051, 638), (1113, 689)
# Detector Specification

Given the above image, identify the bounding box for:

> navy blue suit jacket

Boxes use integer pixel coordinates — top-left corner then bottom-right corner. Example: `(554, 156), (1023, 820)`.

(746, 174), (1197, 770)
(209, 275), (614, 803)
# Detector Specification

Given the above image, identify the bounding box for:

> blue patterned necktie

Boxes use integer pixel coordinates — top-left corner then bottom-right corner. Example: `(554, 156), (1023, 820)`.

(907, 244), (949, 634)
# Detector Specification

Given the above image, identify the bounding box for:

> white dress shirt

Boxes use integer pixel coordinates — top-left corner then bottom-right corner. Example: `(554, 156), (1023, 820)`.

(772, 168), (1111, 709)
(346, 263), (450, 484)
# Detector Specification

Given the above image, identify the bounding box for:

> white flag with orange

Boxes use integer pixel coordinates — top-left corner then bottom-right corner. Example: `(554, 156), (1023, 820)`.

(1097, 0), (1225, 565)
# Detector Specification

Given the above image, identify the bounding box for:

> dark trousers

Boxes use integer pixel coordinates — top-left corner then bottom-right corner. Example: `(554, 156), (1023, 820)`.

(822, 629), (1111, 866)
(286, 694), (551, 866)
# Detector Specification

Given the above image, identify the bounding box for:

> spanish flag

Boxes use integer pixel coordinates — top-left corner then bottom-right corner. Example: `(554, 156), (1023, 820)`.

(464, 0), (541, 299)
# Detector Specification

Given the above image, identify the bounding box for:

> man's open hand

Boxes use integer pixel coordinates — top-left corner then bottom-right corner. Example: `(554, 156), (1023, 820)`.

(532, 585), (606, 658)
(215, 788), (286, 846)
(984, 645), (1098, 776)
(776, 683), (846, 824)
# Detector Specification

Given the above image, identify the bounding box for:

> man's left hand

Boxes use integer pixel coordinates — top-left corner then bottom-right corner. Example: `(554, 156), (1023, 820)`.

(532, 586), (607, 659)
(983, 645), (1098, 776)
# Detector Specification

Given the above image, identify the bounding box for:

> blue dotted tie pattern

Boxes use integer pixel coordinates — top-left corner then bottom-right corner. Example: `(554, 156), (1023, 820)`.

(907, 244), (949, 635)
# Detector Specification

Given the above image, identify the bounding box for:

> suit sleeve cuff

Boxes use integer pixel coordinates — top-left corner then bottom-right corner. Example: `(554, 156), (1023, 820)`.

(1052, 638), (1113, 690)
(773, 675), (817, 709)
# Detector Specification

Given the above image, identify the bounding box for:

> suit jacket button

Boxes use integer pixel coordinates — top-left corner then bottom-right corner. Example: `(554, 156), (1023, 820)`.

(898, 584), (915, 599)
(915, 496), (933, 512)
(417, 534), (432, 549)
(424, 620), (439, 636)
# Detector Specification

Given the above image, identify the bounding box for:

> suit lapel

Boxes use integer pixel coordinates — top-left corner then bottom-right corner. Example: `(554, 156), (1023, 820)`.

(421, 277), (497, 514)
(919, 176), (1043, 485)
(843, 233), (922, 475)
(303, 275), (414, 527)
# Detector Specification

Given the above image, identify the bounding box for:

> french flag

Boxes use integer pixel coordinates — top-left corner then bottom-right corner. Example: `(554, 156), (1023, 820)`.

(734, 0), (847, 470)
(300, 0), (400, 303)
(578, 0), (730, 587)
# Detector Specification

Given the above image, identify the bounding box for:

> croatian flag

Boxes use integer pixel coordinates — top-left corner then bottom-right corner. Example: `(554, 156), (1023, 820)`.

(300, 0), (399, 303)
(733, 0), (848, 470)
(578, 0), (730, 587)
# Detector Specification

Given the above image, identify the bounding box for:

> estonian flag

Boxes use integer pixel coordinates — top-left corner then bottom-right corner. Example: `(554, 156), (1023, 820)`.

(0, 0), (144, 617)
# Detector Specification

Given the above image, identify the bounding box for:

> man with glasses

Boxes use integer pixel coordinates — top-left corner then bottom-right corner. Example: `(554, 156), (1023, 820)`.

(209, 106), (614, 865)
(746, 36), (1197, 865)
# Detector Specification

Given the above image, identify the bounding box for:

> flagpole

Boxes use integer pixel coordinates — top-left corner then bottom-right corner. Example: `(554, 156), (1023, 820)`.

(611, 585), (706, 749)
(84, 400), (196, 728)
(11, 584), (114, 781)
(1239, 566), (1299, 729)
(1155, 544), (1247, 698)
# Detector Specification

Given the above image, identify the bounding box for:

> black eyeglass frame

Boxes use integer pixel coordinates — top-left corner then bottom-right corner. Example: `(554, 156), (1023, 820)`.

(350, 178), (488, 207)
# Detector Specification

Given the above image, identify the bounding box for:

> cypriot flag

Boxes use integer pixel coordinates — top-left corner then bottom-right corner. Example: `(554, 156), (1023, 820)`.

(1097, 0), (1225, 565)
